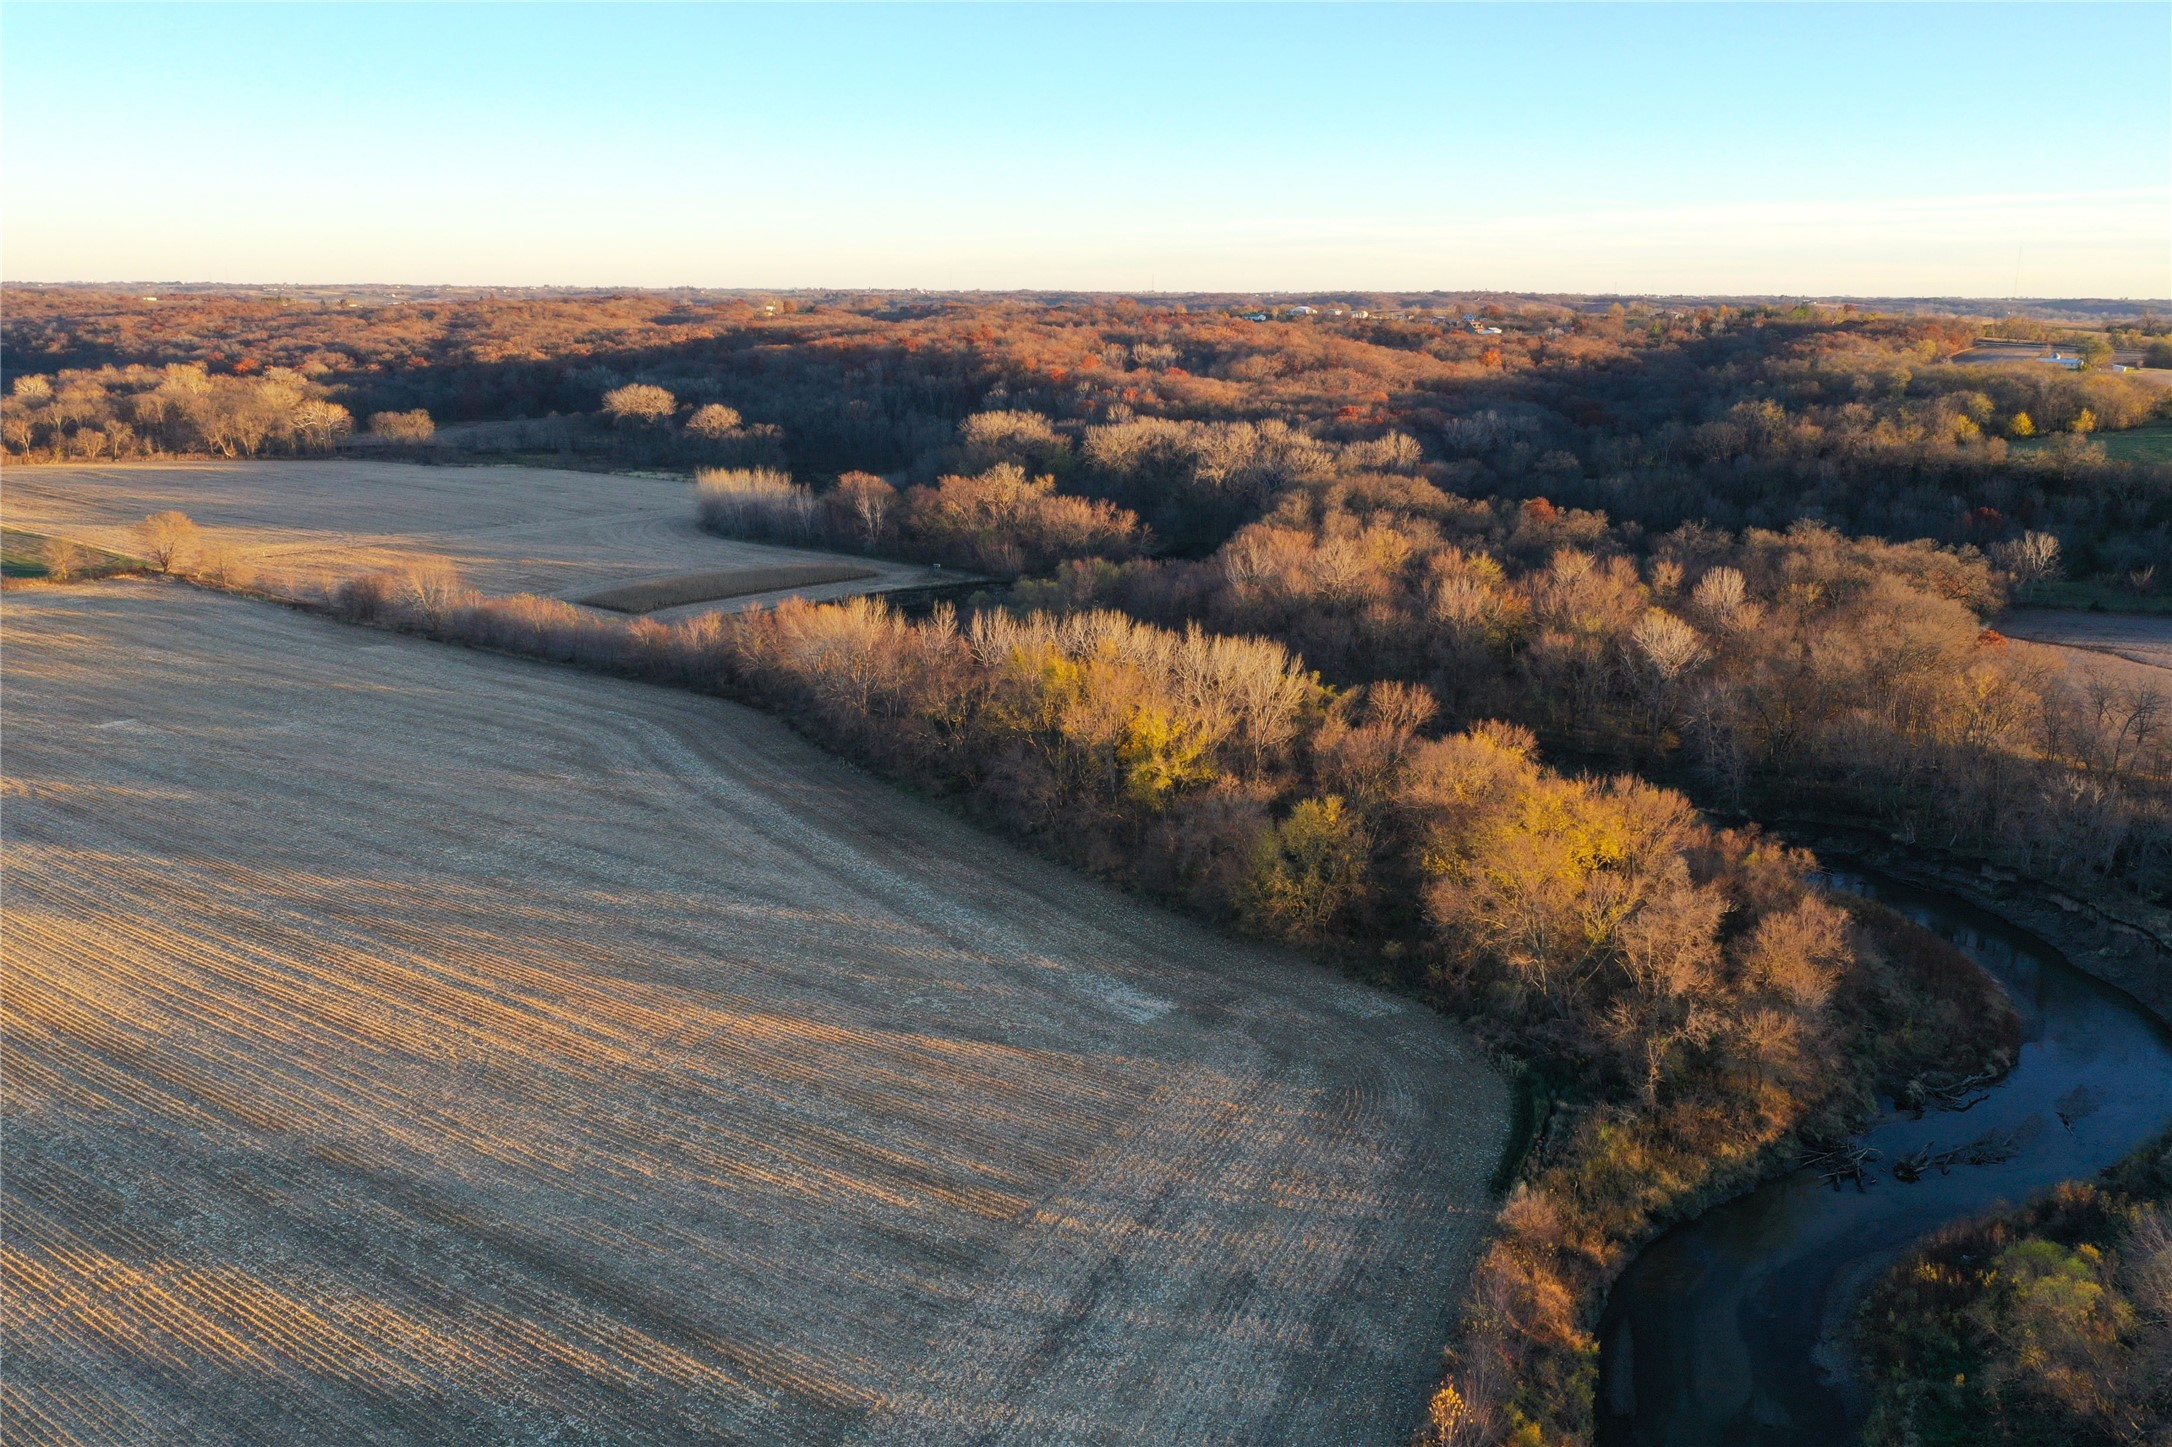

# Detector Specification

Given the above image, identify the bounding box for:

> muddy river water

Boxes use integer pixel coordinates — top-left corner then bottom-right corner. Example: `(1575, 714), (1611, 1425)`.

(1597, 870), (2172, 1446)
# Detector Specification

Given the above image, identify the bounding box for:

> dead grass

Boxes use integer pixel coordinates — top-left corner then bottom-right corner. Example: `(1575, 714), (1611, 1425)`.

(1, 582), (1507, 1447)
(580, 565), (879, 614)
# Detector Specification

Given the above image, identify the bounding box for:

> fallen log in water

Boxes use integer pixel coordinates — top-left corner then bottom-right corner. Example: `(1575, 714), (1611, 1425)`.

(1898, 1068), (2002, 1116)
(1802, 1141), (1883, 1191)
(1890, 1128), (2022, 1182)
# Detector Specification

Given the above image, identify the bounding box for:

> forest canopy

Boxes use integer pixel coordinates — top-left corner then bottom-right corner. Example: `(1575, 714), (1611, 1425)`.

(7, 284), (2166, 575)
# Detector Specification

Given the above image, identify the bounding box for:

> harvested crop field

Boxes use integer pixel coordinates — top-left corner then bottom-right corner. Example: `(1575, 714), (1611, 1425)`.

(579, 564), (879, 614)
(0, 460), (941, 611)
(1, 582), (1507, 1446)
(2000, 607), (2172, 674)
(1998, 607), (2172, 695)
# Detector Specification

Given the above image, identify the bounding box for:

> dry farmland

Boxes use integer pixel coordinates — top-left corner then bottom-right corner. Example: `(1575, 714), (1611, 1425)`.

(1, 582), (1507, 1446)
(1997, 607), (2172, 698)
(0, 460), (942, 610)
(2000, 607), (2172, 676)
(577, 565), (879, 615)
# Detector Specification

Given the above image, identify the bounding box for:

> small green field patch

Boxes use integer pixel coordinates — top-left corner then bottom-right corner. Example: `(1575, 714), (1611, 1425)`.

(2014, 422), (2172, 466)
(2094, 423), (2172, 465)
(2015, 579), (2172, 615)
(1, 528), (144, 581)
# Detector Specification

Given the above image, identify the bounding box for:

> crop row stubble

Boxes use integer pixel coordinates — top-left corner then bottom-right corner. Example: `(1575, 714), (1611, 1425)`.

(2, 583), (1508, 1447)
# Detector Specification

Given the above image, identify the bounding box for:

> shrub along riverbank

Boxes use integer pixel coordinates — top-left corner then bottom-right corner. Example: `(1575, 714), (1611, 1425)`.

(1857, 1128), (2172, 1446)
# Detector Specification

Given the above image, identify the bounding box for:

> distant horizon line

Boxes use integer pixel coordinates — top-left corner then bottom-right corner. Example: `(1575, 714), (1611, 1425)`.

(9, 280), (2169, 308)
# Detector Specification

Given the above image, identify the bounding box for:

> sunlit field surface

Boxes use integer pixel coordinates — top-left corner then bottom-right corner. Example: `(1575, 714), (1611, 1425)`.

(0, 460), (940, 612)
(1998, 608), (2172, 703)
(2000, 607), (2172, 675)
(0, 582), (1506, 1446)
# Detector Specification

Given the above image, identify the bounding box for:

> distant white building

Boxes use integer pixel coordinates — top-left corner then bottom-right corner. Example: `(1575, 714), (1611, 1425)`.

(1286, 305), (1315, 317)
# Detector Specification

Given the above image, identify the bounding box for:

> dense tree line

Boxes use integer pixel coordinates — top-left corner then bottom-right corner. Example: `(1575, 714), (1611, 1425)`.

(697, 403), (2165, 913)
(9, 288), (2166, 571)
(997, 466), (2170, 903)
(0, 363), (786, 469)
(2, 364), (352, 459)
(696, 457), (1144, 575)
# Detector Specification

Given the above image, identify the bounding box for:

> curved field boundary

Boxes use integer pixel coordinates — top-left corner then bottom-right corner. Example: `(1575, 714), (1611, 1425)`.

(579, 565), (879, 614)
(2, 583), (1507, 1447)
(1998, 607), (2172, 676)
(1, 528), (143, 583)
(0, 460), (942, 609)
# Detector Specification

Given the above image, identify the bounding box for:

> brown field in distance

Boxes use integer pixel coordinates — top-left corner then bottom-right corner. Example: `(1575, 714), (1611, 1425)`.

(579, 564), (879, 614)
(1998, 608), (2172, 698)
(2, 582), (1507, 1446)
(2000, 608), (2172, 675)
(0, 460), (942, 612)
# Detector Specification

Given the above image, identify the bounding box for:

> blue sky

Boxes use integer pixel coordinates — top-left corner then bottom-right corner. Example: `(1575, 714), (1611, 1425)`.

(6, 3), (2167, 296)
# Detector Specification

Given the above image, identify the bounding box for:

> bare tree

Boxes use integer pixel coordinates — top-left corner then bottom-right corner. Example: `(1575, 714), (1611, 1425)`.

(1992, 531), (2062, 596)
(1633, 609), (1706, 678)
(292, 400), (354, 452)
(193, 542), (254, 589)
(685, 403), (742, 440)
(831, 471), (896, 546)
(370, 409), (436, 443)
(696, 467), (816, 541)
(1689, 566), (1759, 633)
(136, 511), (200, 573)
(39, 536), (85, 582)
(397, 559), (467, 627)
(1631, 609), (1708, 746)
(601, 384), (676, 425)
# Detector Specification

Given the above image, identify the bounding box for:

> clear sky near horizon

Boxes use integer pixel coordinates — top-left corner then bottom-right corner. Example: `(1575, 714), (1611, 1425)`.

(5, 2), (2167, 297)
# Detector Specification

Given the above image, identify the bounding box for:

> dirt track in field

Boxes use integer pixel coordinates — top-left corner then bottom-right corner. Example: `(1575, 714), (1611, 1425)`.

(1, 582), (1507, 1447)
(0, 460), (942, 611)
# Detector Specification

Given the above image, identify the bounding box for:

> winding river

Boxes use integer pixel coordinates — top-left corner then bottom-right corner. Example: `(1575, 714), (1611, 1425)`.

(1597, 870), (2172, 1447)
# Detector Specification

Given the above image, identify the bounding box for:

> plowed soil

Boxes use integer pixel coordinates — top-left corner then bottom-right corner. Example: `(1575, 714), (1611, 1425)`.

(0, 460), (940, 611)
(1, 582), (1507, 1447)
